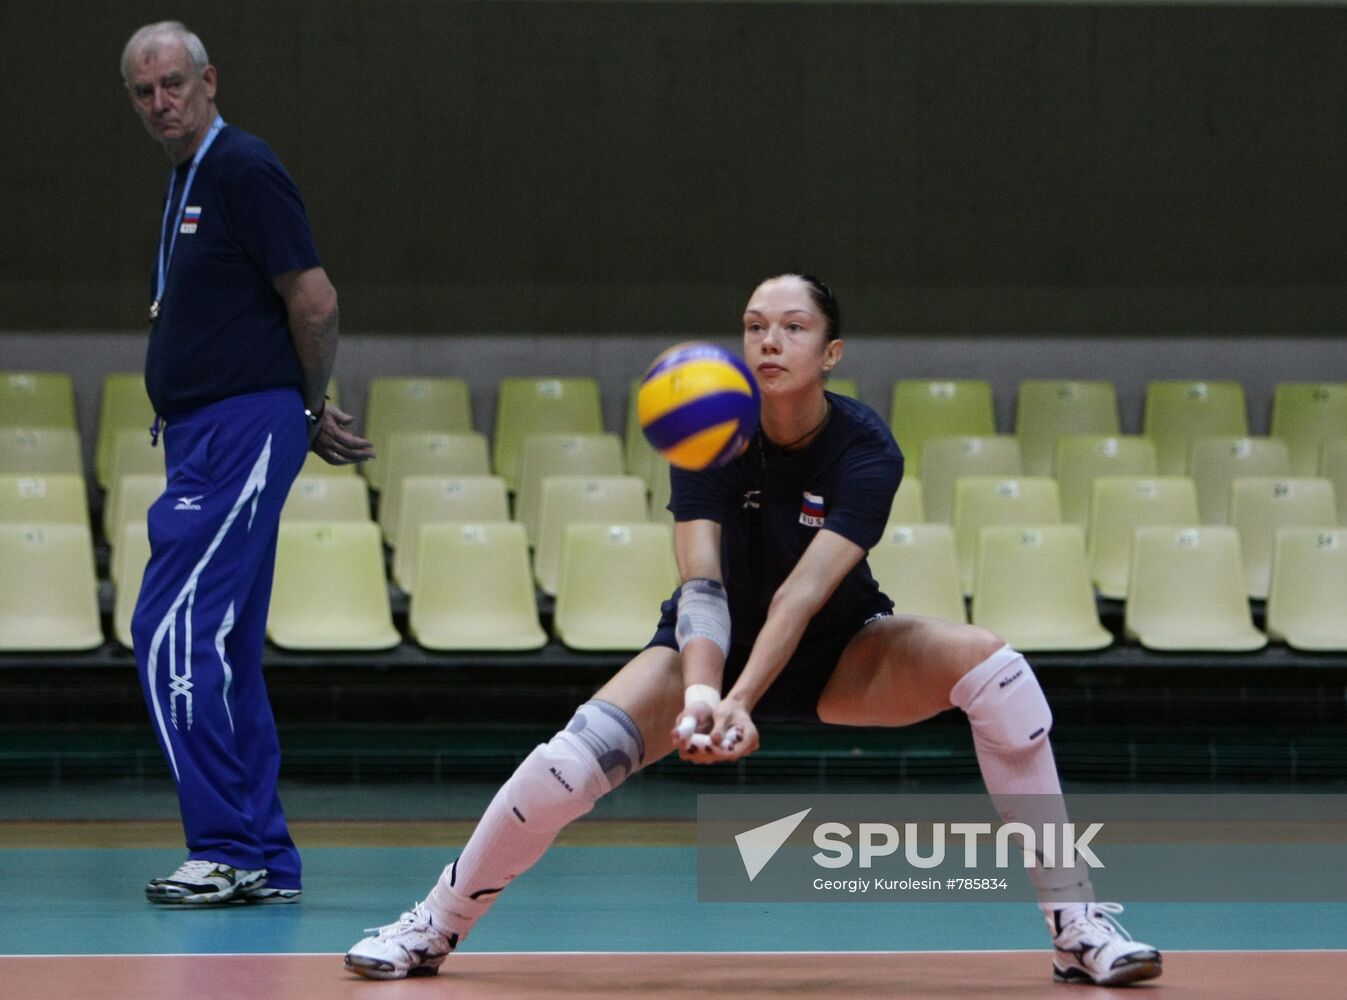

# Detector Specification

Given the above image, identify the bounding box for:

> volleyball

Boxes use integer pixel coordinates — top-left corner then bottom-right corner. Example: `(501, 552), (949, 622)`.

(638, 342), (760, 470)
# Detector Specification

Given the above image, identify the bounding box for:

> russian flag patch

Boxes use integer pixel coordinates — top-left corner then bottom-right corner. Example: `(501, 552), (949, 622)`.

(799, 491), (825, 527)
(179, 206), (202, 234)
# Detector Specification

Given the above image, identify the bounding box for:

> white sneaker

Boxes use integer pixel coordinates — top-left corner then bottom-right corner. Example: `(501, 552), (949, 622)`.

(1050, 903), (1162, 986)
(145, 860), (267, 905)
(344, 902), (456, 980)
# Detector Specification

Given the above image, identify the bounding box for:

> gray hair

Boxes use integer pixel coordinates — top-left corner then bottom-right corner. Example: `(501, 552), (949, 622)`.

(121, 21), (210, 83)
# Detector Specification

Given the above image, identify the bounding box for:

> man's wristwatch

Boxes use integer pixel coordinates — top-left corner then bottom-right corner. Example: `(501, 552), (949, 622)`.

(304, 404), (325, 429)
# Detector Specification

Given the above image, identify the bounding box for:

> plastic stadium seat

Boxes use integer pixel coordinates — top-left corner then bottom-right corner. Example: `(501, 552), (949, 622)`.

(1266, 528), (1347, 651)
(280, 475), (372, 523)
(514, 432), (624, 544)
(1015, 379), (1120, 477)
(952, 476), (1061, 595)
(112, 521), (151, 649)
(104, 474), (164, 580)
(0, 428), (82, 476)
(362, 376), (474, 492)
(889, 379), (996, 478)
(296, 449), (359, 478)
(0, 473), (89, 527)
(1228, 476), (1337, 599)
(107, 428), (165, 484)
(867, 523), (966, 623)
(1124, 526), (1266, 651)
(381, 431), (492, 542)
(920, 435), (1022, 525)
(0, 371), (77, 429)
(392, 475), (510, 592)
(624, 378), (663, 491)
(827, 377), (859, 399)
(0, 522), (102, 650)
(1322, 439), (1347, 525)
(1142, 380), (1248, 475)
(268, 522), (399, 650)
(1054, 435), (1157, 529)
(971, 525), (1111, 651)
(534, 475), (649, 596)
(1269, 382), (1347, 476)
(1188, 436), (1291, 525)
(553, 523), (679, 651)
(648, 459), (673, 525)
(493, 377), (604, 490)
(95, 373), (155, 489)
(408, 522), (547, 651)
(889, 476), (924, 524)
(1087, 476), (1200, 600)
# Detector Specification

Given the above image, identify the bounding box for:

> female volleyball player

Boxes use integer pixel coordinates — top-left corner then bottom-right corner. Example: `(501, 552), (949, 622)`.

(345, 274), (1162, 986)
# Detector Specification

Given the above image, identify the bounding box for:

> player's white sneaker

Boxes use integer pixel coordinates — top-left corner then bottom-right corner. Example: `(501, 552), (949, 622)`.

(145, 860), (267, 905)
(344, 902), (457, 979)
(1050, 902), (1162, 986)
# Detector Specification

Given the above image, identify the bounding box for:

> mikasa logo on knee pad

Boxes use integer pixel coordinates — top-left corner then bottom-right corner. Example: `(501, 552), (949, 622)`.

(174, 495), (203, 511)
(548, 766), (574, 793)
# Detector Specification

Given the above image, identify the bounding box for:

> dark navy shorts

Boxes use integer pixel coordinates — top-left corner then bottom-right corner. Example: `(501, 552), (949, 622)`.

(646, 592), (892, 723)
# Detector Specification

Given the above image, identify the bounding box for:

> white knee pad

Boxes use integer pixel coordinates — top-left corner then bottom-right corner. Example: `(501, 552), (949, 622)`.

(950, 645), (1053, 752)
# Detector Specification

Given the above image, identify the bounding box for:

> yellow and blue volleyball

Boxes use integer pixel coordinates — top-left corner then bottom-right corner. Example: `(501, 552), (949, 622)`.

(638, 342), (760, 470)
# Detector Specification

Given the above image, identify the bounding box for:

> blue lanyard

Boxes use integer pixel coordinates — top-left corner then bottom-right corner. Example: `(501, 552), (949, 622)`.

(152, 115), (225, 314)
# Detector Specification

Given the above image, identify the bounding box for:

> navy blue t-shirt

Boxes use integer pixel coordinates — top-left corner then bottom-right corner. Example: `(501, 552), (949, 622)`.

(146, 125), (321, 417)
(669, 391), (905, 648)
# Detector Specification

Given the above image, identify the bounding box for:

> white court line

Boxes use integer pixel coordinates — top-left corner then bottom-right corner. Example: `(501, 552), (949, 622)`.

(4, 948), (1347, 959)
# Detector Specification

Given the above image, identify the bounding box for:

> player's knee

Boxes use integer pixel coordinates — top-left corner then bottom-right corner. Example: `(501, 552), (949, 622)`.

(505, 700), (645, 829)
(948, 645), (1053, 753)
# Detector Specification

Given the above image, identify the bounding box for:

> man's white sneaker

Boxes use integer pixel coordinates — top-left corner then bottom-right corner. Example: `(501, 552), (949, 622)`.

(145, 860), (267, 905)
(1050, 902), (1162, 986)
(344, 902), (457, 980)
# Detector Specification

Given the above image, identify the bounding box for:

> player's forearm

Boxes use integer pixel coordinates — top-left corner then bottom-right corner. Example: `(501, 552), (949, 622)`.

(727, 599), (811, 710)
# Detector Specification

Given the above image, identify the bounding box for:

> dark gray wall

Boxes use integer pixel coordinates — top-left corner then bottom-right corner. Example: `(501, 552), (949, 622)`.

(2, 1), (1345, 334)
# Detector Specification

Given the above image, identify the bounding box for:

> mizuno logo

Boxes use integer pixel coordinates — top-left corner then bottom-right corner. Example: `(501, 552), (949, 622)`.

(549, 766), (574, 793)
(742, 490), (761, 509)
(174, 495), (204, 511)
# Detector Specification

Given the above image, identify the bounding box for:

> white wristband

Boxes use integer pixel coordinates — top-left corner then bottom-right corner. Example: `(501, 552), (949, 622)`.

(684, 684), (721, 710)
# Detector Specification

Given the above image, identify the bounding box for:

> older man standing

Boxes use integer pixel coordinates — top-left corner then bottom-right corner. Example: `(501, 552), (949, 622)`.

(122, 20), (372, 905)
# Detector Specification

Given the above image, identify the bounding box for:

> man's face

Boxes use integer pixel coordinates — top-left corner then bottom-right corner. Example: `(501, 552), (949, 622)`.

(125, 38), (216, 159)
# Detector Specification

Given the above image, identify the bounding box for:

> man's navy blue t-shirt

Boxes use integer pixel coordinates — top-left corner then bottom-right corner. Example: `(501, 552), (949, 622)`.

(668, 391), (905, 648)
(146, 125), (320, 417)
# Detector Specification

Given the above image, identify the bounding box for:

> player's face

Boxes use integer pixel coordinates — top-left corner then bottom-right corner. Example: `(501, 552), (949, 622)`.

(126, 40), (217, 161)
(742, 277), (841, 397)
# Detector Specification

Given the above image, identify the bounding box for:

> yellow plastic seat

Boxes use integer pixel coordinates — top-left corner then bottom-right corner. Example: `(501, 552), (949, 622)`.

(827, 377), (859, 400)
(972, 525), (1111, 651)
(268, 522), (399, 650)
(280, 475), (372, 523)
(362, 376), (474, 492)
(393, 475), (510, 592)
(624, 378), (663, 491)
(380, 431), (492, 543)
(1266, 528), (1347, 651)
(104, 474), (164, 581)
(1321, 439), (1347, 525)
(648, 459), (673, 525)
(1142, 380), (1248, 475)
(0, 522), (102, 651)
(1087, 476), (1200, 599)
(889, 379), (996, 478)
(1270, 382), (1347, 476)
(1124, 526), (1266, 651)
(107, 428), (164, 484)
(0, 473), (89, 527)
(1188, 436), (1291, 525)
(493, 377), (604, 490)
(112, 520), (152, 649)
(408, 522), (547, 651)
(514, 432), (624, 544)
(296, 449), (359, 478)
(920, 435), (1022, 524)
(1228, 476), (1337, 599)
(95, 374), (155, 489)
(867, 523), (966, 623)
(889, 476), (924, 524)
(952, 476), (1061, 594)
(0, 371), (77, 429)
(553, 523), (679, 651)
(1015, 380), (1120, 477)
(1054, 435), (1157, 529)
(0, 428), (82, 476)
(534, 475), (650, 596)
